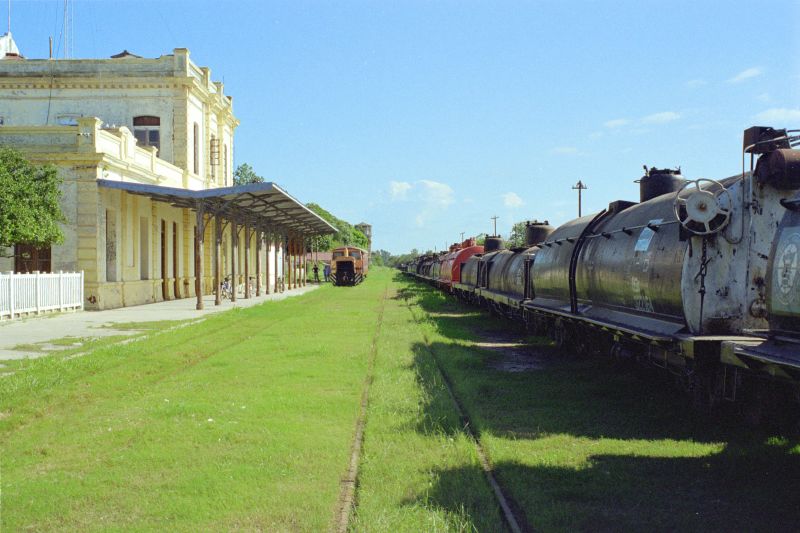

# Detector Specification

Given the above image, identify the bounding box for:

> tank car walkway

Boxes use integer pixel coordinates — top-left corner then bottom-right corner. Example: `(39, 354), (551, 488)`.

(0, 285), (318, 361)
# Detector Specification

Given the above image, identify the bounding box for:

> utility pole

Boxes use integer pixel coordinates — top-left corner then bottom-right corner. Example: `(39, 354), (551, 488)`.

(572, 180), (588, 217)
(460, 231), (465, 243)
(490, 215), (499, 236)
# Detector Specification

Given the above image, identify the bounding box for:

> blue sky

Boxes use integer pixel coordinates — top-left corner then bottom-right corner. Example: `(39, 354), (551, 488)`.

(6, 0), (800, 253)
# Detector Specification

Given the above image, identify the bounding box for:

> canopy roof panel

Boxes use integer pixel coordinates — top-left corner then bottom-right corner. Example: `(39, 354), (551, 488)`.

(97, 180), (336, 235)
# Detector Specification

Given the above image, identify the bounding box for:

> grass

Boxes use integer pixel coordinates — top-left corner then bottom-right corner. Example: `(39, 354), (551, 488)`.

(0, 272), (388, 531)
(4, 269), (798, 531)
(350, 283), (505, 532)
(393, 275), (800, 531)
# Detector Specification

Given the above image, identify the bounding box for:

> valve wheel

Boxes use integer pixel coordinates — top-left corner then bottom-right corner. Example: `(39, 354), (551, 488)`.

(673, 178), (732, 235)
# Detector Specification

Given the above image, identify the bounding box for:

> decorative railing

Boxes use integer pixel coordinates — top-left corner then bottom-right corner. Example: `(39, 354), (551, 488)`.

(0, 271), (84, 319)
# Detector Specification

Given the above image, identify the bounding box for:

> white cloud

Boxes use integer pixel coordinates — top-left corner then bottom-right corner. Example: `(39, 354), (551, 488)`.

(728, 67), (762, 83)
(756, 92), (771, 103)
(686, 79), (707, 88)
(754, 108), (800, 123)
(552, 146), (578, 155)
(642, 111), (681, 124)
(604, 118), (629, 128)
(389, 180), (411, 201)
(503, 192), (524, 209)
(418, 179), (454, 207)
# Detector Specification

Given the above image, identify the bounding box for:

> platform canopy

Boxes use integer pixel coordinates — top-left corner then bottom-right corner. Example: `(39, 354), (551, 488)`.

(97, 180), (336, 235)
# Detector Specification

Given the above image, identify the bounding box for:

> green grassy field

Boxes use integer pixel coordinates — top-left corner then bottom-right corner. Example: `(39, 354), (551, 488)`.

(2, 268), (799, 531)
(1, 276), (384, 531)
(391, 277), (800, 531)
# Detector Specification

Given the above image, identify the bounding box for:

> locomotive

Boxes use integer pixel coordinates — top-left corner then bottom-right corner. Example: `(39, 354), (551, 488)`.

(406, 126), (800, 417)
(330, 246), (369, 286)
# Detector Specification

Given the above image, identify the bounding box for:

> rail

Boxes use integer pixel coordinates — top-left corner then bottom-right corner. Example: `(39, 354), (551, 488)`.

(0, 271), (84, 320)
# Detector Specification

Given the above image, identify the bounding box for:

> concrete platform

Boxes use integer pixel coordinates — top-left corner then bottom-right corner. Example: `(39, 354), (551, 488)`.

(0, 285), (319, 361)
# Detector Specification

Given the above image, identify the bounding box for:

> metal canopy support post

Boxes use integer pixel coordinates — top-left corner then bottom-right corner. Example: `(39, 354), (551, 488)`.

(264, 231), (272, 294)
(286, 235), (291, 290)
(244, 222), (251, 299)
(256, 229), (262, 297)
(195, 202), (205, 310)
(286, 234), (290, 291)
(291, 235), (297, 289)
(274, 235), (280, 293)
(215, 214), (222, 306)
(231, 219), (238, 303)
(304, 236), (308, 287)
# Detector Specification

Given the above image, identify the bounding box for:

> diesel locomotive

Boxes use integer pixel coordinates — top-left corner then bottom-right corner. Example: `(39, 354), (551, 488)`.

(405, 126), (800, 417)
(330, 246), (369, 286)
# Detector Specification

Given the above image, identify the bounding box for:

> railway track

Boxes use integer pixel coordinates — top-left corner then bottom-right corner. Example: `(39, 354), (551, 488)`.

(404, 301), (529, 533)
(333, 281), (388, 532)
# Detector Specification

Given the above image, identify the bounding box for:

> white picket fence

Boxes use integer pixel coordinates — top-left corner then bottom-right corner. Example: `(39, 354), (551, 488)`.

(0, 271), (84, 320)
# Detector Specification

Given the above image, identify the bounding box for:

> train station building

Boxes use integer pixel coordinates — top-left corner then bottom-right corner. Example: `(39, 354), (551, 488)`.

(0, 38), (334, 310)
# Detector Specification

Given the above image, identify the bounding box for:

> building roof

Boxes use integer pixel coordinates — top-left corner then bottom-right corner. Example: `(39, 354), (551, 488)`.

(97, 180), (336, 235)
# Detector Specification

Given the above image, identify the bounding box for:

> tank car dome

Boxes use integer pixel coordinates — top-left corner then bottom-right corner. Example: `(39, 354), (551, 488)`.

(484, 236), (504, 253)
(525, 220), (555, 247)
(638, 166), (687, 202)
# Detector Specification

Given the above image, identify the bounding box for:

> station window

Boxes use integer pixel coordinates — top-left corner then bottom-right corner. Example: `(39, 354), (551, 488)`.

(133, 116), (160, 152)
(210, 135), (219, 179)
(0, 116), (5, 125)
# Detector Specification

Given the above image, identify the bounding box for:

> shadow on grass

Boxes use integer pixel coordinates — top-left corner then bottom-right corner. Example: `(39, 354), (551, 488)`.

(396, 274), (800, 530)
(409, 338), (800, 530)
(422, 442), (800, 532)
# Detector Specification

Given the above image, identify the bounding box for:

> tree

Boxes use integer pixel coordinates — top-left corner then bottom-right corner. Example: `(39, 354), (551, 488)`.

(507, 221), (528, 248)
(305, 203), (369, 251)
(0, 147), (65, 255)
(233, 163), (264, 186)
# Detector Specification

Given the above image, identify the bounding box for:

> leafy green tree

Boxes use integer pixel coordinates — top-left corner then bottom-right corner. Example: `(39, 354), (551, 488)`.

(507, 221), (528, 248)
(375, 249), (392, 265)
(0, 148), (65, 255)
(305, 203), (369, 251)
(233, 163), (264, 185)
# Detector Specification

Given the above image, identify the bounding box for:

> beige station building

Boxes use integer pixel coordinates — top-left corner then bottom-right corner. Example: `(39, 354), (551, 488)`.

(0, 34), (334, 310)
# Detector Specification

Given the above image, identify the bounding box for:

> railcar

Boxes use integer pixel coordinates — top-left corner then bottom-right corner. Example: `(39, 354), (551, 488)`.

(405, 126), (800, 419)
(434, 239), (485, 291)
(330, 246), (369, 286)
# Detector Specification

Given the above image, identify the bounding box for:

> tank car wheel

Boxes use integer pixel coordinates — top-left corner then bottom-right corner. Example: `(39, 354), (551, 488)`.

(673, 178), (733, 235)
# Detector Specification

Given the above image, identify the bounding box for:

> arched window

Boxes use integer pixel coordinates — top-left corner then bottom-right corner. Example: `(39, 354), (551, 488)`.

(133, 116), (160, 152)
